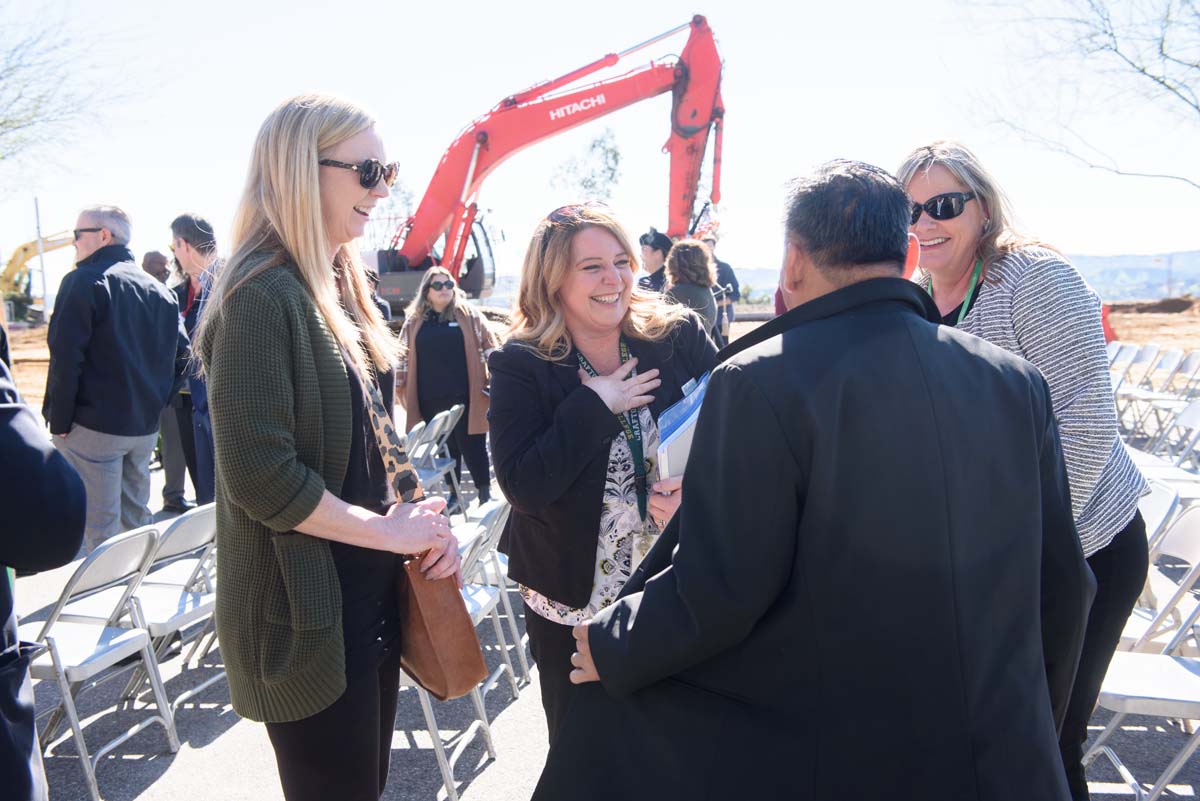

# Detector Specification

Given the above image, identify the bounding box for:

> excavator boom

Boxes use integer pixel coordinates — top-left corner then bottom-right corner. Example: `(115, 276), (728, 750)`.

(393, 14), (724, 281)
(1, 232), (74, 295)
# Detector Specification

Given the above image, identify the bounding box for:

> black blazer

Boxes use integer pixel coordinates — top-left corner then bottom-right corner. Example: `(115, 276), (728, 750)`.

(534, 278), (1095, 801)
(1, 360), (85, 801)
(43, 246), (187, 436)
(487, 314), (717, 608)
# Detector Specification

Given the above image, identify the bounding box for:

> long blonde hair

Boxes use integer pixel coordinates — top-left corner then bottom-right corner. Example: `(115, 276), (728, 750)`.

(404, 266), (463, 324)
(509, 204), (689, 361)
(896, 140), (1053, 278)
(195, 93), (398, 376)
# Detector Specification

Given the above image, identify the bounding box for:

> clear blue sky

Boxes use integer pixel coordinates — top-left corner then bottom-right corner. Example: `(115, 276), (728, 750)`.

(2, 0), (1198, 304)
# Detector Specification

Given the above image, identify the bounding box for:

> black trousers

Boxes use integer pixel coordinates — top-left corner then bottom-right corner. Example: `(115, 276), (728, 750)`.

(419, 396), (491, 502)
(265, 544), (403, 801)
(173, 394), (199, 492)
(524, 603), (578, 745)
(1060, 511), (1149, 800)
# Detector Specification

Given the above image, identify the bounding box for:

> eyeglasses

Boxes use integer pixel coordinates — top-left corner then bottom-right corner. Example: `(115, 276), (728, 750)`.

(318, 158), (400, 189)
(910, 192), (976, 225)
(428, 279), (455, 291)
(538, 202), (611, 261)
(73, 227), (102, 241)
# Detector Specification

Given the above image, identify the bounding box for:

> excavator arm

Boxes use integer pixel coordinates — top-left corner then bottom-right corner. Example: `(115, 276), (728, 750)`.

(395, 14), (724, 279)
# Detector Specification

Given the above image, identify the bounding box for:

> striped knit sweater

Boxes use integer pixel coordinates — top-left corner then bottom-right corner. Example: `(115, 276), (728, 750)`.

(919, 247), (1145, 557)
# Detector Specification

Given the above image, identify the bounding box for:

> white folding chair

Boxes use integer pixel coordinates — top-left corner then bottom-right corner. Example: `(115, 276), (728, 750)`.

(1122, 506), (1200, 654)
(1106, 340), (1123, 366)
(1110, 343), (1148, 395)
(1129, 350), (1200, 444)
(404, 420), (426, 451)
(1114, 343), (1161, 397)
(107, 506), (224, 710)
(1083, 652), (1200, 801)
(17, 525), (180, 801)
(1141, 479), (1181, 553)
(415, 405), (467, 512)
(1120, 348), (1184, 435)
(396, 507), (508, 801)
(456, 501), (528, 683)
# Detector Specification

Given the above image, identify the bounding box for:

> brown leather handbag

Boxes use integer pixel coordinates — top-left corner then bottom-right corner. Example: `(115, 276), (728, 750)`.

(362, 380), (487, 701)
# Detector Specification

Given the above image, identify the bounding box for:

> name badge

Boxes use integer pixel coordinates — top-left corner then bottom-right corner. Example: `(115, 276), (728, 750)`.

(448, 321), (459, 327)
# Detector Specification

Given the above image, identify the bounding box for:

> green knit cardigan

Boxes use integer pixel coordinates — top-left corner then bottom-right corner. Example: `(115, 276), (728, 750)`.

(200, 264), (353, 722)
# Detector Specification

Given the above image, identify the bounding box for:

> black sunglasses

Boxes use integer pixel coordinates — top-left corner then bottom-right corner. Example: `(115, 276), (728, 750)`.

(428, 279), (456, 291)
(911, 191), (976, 225)
(318, 158), (400, 189)
(73, 227), (102, 241)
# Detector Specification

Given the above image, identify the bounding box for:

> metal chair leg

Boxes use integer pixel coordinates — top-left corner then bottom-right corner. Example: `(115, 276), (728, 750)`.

(467, 686), (497, 759)
(488, 606), (520, 698)
(415, 687), (458, 801)
(491, 553), (531, 683)
(46, 638), (103, 801)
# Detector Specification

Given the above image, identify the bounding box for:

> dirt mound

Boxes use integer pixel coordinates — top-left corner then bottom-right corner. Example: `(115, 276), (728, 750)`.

(1110, 298), (1196, 314)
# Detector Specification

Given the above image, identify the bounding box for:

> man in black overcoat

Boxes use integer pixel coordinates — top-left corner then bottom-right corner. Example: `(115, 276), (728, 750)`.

(533, 160), (1096, 801)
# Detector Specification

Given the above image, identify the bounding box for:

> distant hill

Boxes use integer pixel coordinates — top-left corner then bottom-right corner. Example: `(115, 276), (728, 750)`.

(486, 251), (1200, 306)
(733, 251), (1200, 304)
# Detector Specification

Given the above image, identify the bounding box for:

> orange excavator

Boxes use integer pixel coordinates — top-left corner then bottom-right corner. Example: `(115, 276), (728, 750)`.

(374, 14), (724, 312)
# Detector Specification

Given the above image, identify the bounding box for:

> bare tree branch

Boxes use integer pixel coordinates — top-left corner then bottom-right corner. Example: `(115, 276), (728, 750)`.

(1001, 119), (1200, 190)
(0, 4), (102, 164)
(982, 0), (1199, 191)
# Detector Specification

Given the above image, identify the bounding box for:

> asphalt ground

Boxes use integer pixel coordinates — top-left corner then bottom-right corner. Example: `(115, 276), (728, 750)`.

(14, 464), (1200, 800)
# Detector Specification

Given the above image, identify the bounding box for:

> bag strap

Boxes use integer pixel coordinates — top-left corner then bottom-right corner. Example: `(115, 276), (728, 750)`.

(361, 377), (425, 504)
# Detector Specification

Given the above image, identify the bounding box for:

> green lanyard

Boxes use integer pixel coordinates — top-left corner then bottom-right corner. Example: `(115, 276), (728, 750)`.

(925, 259), (982, 326)
(577, 338), (649, 522)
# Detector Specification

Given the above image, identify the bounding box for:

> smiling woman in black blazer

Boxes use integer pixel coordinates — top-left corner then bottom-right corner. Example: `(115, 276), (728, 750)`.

(488, 204), (717, 743)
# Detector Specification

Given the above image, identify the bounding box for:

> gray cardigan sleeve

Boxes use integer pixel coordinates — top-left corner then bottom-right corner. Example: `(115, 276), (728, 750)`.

(1010, 252), (1116, 521)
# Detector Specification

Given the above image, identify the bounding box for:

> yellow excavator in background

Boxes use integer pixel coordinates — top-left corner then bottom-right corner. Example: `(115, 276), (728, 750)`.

(1, 232), (73, 328)
(1, 231), (74, 296)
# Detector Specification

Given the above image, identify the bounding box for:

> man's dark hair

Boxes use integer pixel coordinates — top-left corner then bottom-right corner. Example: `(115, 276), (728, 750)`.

(785, 160), (910, 273)
(170, 213), (217, 255)
(638, 228), (673, 257)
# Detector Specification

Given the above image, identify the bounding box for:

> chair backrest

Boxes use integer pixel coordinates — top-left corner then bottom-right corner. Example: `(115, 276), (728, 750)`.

(1175, 350), (1200, 396)
(1127, 343), (1163, 389)
(154, 504), (216, 563)
(460, 500), (511, 580)
(1147, 349), (1186, 391)
(1141, 479), (1180, 550)
(1106, 340), (1123, 365)
(1163, 400), (1200, 466)
(1159, 506), (1200, 566)
(1109, 343), (1143, 391)
(433, 404), (466, 456)
(407, 416), (443, 467)
(36, 525), (159, 638)
(404, 421), (426, 450)
(419, 408), (457, 463)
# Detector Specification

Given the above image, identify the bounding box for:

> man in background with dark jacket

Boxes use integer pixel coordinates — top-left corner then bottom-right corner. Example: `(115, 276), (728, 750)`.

(1, 358), (86, 800)
(44, 205), (186, 551)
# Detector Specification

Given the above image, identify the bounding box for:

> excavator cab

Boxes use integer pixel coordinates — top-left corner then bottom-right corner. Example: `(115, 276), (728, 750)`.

(374, 215), (495, 320)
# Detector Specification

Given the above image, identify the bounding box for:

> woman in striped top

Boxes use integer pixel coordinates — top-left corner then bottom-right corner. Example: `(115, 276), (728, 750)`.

(898, 140), (1147, 801)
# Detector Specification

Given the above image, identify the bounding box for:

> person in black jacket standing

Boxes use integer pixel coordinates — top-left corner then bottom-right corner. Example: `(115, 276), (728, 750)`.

(170, 213), (218, 506)
(534, 162), (1095, 801)
(1, 358), (86, 801)
(489, 204), (717, 744)
(44, 206), (186, 551)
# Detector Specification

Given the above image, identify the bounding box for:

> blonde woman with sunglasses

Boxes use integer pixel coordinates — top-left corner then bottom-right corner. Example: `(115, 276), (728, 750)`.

(195, 94), (460, 801)
(487, 204), (718, 742)
(899, 141), (1147, 801)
